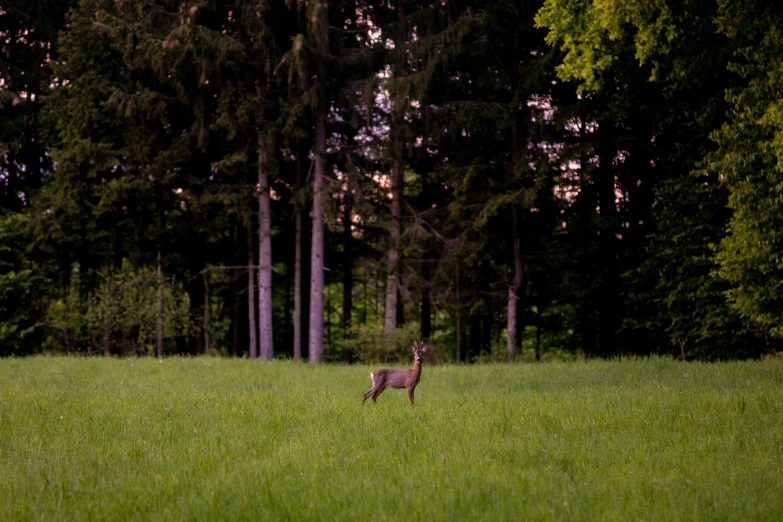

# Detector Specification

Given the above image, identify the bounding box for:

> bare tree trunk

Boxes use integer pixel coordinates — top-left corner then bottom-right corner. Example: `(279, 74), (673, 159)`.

(232, 285), (240, 357)
(203, 272), (210, 355)
(580, 295), (592, 358)
(342, 186), (353, 363)
(597, 156), (618, 358)
(507, 31), (524, 362)
(155, 181), (165, 359)
(63, 325), (71, 354)
(421, 265), (431, 340)
(420, 170), (432, 341)
(456, 265), (461, 363)
(384, 4), (407, 333)
(293, 140), (303, 360)
(375, 266), (381, 318)
(396, 287), (404, 327)
(104, 261), (112, 357)
(362, 270), (368, 324)
(326, 283), (332, 350)
(469, 312), (480, 363)
(301, 203), (311, 359)
(433, 300), (438, 337)
(256, 101), (274, 360)
(284, 253), (292, 358)
(308, 7), (329, 363)
(247, 227), (258, 359)
(535, 324), (542, 361)
(507, 283), (517, 361)
(507, 209), (522, 361)
(156, 247), (163, 358)
(309, 103), (327, 363)
(577, 117), (595, 358)
(384, 112), (404, 334)
(517, 269), (527, 352)
(482, 291), (492, 356)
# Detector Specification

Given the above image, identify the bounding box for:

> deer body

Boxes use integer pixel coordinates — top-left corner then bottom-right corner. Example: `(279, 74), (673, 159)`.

(363, 341), (427, 405)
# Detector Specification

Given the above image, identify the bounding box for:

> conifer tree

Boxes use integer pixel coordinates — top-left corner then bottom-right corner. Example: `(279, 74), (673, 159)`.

(307, 0), (330, 363)
(279, 1), (331, 362)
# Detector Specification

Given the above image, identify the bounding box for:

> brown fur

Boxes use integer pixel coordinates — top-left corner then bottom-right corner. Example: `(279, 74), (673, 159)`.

(362, 341), (427, 405)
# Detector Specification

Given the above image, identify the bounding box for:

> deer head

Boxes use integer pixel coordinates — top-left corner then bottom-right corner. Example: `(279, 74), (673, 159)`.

(412, 340), (428, 362)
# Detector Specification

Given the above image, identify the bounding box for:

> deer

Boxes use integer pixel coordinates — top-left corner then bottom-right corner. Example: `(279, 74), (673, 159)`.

(362, 341), (427, 405)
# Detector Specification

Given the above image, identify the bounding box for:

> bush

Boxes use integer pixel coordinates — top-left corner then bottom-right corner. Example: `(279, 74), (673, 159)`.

(45, 262), (191, 355)
(351, 322), (423, 364)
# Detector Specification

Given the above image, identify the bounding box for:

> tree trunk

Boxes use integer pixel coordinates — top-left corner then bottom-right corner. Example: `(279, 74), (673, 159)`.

(384, 111), (404, 334)
(482, 293), (492, 356)
(517, 269), (527, 352)
(156, 247), (163, 358)
(309, 103), (327, 363)
(232, 285), (240, 357)
(580, 296), (591, 358)
(342, 186), (353, 364)
(455, 265), (461, 363)
(469, 313), (480, 363)
(63, 323), (71, 354)
(293, 140), (304, 360)
(78, 229), (90, 297)
(507, 208), (523, 361)
(507, 56), (524, 360)
(203, 272), (210, 355)
(257, 115), (274, 360)
(577, 117), (596, 358)
(535, 324), (542, 361)
(301, 202), (311, 360)
(420, 170), (433, 341)
(421, 261), (431, 341)
(362, 268), (368, 325)
(104, 261), (112, 357)
(597, 145), (618, 358)
(385, 4), (407, 333)
(247, 226), (258, 359)
(375, 266), (381, 319)
(396, 288), (404, 327)
(155, 181), (165, 358)
(283, 252), (292, 358)
(595, 129), (620, 357)
(326, 284), (332, 350)
(113, 228), (123, 271)
(308, 8), (329, 363)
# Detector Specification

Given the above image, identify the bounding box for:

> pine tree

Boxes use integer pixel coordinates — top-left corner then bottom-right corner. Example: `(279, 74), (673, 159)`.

(308, 1), (330, 363)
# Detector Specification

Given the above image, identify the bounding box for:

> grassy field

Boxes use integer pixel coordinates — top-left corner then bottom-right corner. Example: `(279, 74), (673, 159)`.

(1, 357), (782, 521)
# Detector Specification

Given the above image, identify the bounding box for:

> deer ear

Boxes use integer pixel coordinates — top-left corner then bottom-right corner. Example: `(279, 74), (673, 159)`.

(421, 344), (428, 353)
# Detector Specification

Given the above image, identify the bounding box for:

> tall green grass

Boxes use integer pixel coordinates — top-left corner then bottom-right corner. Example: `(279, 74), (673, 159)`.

(1, 357), (781, 521)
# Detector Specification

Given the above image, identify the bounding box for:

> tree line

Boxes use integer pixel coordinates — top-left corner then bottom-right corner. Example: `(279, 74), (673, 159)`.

(1, 0), (782, 361)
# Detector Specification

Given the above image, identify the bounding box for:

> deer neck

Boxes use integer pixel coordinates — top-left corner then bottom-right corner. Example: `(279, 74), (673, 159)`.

(412, 359), (422, 375)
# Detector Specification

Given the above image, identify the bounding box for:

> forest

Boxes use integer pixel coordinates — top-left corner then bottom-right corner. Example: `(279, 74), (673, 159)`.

(2, 0), (782, 361)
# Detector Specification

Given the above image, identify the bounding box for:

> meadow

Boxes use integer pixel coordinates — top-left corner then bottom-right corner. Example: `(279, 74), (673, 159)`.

(1, 356), (782, 521)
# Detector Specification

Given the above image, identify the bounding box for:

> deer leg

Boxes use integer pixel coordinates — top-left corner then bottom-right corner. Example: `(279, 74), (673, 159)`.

(363, 384), (380, 402)
(362, 388), (375, 403)
(371, 386), (385, 402)
(363, 372), (378, 403)
(407, 385), (415, 405)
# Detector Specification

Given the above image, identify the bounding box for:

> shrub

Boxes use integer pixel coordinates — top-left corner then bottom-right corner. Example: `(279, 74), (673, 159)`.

(45, 262), (191, 355)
